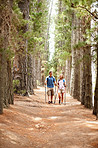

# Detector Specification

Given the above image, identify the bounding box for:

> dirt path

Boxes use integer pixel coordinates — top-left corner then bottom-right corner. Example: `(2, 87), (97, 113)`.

(0, 87), (98, 148)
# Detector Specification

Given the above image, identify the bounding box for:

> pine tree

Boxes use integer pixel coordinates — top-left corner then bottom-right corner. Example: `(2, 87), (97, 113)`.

(0, 0), (14, 114)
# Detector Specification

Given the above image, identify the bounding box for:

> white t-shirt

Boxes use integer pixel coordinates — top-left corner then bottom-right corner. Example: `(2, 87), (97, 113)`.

(58, 79), (65, 89)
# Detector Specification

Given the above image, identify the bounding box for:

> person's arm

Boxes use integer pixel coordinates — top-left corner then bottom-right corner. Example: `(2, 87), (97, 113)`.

(54, 82), (57, 86)
(63, 79), (66, 87)
(57, 80), (59, 88)
(53, 77), (56, 86)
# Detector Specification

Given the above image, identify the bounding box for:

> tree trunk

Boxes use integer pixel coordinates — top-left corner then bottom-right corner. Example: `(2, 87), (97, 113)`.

(65, 58), (71, 93)
(32, 55), (37, 89)
(80, 17), (86, 105)
(70, 12), (92, 107)
(27, 54), (34, 94)
(0, 54), (3, 114)
(37, 53), (42, 85)
(93, 45), (98, 118)
(0, 0), (13, 113)
(73, 16), (80, 100)
(18, 0), (29, 95)
(70, 12), (76, 97)
(13, 0), (34, 95)
(80, 19), (84, 104)
(84, 45), (92, 108)
(7, 60), (14, 104)
(80, 17), (92, 108)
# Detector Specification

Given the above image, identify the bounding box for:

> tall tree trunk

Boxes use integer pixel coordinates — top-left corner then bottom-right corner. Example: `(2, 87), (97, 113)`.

(65, 58), (71, 93)
(70, 13), (92, 107)
(37, 53), (42, 85)
(0, 54), (3, 114)
(84, 45), (92, 108)
(70, 12), (76, 96)
(7, 60), (14, 104)
(80, 19), (84, 104)
(73, 16), (80, 100)
(83, 17), (92, 109)
(80, 17), (86, 105)
(27, 54), (34, 94)
(32, 55), (37, 89)
(0, 0), (13, 113)
(93, 45), (98, 118)
(80, 17), (92, 108)
(13, 0), (34, 95)
(18, 0), (29, 95)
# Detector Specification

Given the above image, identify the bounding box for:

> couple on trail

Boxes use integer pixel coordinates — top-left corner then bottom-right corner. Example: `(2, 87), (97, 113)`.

(45, 71), (66, 104)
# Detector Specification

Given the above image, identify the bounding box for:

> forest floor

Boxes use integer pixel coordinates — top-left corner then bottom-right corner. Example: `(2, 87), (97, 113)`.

(0, 87), (98, 148)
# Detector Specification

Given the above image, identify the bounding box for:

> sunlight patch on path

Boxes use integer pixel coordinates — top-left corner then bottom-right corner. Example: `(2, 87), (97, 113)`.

(3, 131), (20, 141)
(84, 122), (98, 129)
(48, 116), (61, 120)
(60, 132), (66, 135)
(35, 87), (45, 92)
(32, 117), (42, 122)
(82, 133), (97, 136)
(86, 121), (98, 124)
(34, 117), (42, 121)
(27, 128), (34, 131)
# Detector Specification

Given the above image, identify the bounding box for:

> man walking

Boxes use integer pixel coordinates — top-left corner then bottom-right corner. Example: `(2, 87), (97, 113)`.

(45, 71), (56, 104)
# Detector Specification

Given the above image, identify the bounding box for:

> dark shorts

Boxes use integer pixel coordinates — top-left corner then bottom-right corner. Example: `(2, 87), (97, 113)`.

(47, 88), (54, 96)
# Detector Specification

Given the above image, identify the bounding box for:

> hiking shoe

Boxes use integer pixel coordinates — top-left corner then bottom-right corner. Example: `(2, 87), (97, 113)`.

(48, 101), (51, 104)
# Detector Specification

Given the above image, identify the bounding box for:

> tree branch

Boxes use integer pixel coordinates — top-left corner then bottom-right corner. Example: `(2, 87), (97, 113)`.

(71, 3), (98, 19)
(78, 5), (98, 19)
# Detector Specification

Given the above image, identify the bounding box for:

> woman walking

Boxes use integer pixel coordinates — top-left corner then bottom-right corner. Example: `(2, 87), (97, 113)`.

(58, 74), (66, 104)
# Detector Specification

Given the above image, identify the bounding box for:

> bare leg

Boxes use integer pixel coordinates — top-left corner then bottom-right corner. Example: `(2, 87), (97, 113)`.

(51, 90), (53, 103)
(48, 95), (49, 102)
(58, 93), (61, 104)
(61, 93), (64, 103)
(51, 95), (53, 102)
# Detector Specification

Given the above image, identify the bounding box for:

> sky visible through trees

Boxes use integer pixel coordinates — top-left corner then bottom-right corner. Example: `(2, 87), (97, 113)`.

(49, 0), (58, 61)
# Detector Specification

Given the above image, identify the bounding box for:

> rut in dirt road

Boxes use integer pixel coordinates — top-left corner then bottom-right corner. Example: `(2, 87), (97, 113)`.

(0, 87), (98, 148)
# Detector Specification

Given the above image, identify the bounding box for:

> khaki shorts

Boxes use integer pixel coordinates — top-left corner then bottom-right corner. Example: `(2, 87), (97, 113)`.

(58, 88), (65, 94)
(47, 88), (54, 96)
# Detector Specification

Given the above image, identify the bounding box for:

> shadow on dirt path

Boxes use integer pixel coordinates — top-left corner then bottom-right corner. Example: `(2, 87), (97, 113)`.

(0, 87), (98, 148)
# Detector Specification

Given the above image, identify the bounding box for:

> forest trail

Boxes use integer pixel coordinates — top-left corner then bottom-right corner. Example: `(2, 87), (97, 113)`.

(0, 87), (98, 148)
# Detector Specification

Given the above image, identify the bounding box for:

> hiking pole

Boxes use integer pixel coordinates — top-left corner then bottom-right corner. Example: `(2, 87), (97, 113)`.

(64, 87), (66, 105)
(45, 85), (46, 103)
(54, 85), (57, 104)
